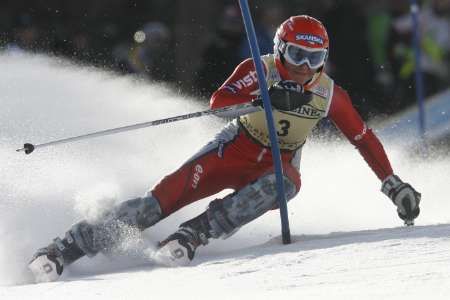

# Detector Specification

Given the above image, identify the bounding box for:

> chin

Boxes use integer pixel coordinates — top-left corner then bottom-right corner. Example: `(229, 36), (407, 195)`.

(292, 77), (310, 85)
(287, 72), (311, 84)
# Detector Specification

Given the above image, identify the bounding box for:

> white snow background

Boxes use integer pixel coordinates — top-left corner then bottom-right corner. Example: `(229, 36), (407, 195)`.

(0, 52), (449, 299)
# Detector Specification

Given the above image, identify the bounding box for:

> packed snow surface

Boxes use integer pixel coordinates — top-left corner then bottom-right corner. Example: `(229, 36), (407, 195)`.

(1, 52), (449, 299)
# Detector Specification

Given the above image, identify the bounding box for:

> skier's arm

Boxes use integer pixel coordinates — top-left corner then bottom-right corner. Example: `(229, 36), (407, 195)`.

(328, 84), (420, 223)
(328, 84), (393, 181)
(210, 59), (311, 117)
(210, 58), (262, 110)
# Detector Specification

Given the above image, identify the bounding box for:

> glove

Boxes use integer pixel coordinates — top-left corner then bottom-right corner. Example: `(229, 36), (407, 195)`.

(269, 81), (313, 111)
(252, 81), (313, 111)
(381, 175), (421, 224)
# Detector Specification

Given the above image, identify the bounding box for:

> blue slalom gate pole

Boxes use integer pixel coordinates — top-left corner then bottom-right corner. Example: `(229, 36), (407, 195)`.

(238, 0), (291, 244)
(410, 0), (427, 147)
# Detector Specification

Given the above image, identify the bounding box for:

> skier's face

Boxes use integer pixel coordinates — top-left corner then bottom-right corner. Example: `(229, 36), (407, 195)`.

(284, 61), (317, 86)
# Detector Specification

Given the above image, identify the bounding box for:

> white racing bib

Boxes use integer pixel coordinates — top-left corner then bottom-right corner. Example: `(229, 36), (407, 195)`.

(239, 54), (334, 150)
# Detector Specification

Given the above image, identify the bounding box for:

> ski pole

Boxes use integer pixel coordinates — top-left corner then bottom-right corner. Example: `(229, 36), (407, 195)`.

(16, 102), (259, 155)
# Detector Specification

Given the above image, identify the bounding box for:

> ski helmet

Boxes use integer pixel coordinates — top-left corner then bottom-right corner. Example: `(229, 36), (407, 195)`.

(274, 15), (329, 89)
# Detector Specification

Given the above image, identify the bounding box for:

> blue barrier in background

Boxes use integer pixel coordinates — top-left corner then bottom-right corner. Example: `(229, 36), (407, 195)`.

(375, 89), (450, 147)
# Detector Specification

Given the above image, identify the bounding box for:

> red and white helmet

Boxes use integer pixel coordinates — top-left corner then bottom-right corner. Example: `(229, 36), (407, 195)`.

(274, 15), (329, 89)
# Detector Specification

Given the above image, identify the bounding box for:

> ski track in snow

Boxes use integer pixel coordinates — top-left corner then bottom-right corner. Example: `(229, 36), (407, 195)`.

(0, 52), (449, 299)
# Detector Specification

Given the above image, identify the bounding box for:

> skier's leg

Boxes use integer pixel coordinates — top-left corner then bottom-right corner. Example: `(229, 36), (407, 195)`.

(156, 164), (301, 266)
(29, 122), (242, 281)
(28, 194), (163, 282)
(151, 122), (245, 216)
(66, 194), (163, 258)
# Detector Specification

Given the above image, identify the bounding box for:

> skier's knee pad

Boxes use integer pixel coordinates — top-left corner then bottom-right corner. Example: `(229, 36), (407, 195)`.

(68, 194), (162, 256)
(207, 173), (297, 239)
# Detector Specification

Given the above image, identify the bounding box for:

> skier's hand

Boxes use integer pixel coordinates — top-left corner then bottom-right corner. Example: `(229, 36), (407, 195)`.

(251, 97), (264, 108)
(382, 175), (421, 224)
(251, 80), (312, 111)
(268, 80), (313, 111)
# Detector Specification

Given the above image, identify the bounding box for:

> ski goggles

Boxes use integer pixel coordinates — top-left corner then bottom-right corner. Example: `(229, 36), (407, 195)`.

(283, 42), (328, 69)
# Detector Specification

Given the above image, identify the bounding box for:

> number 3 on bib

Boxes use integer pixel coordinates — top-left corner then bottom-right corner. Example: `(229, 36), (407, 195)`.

(277, 120), (291, 137)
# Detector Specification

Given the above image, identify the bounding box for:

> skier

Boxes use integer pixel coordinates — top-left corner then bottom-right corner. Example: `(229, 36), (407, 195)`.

(28, 15), (421, 282)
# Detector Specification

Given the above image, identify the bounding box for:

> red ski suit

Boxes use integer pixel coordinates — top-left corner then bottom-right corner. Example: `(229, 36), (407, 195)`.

(152, 58), (393, 217)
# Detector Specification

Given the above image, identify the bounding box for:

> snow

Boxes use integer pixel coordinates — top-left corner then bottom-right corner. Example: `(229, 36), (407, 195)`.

(1, 52), (449, 299)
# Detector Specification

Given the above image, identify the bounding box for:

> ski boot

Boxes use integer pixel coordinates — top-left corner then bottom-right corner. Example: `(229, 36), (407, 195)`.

(28, 235), (85, 283)
(155, 226), (209, 267)
(29, 195), (164, 282)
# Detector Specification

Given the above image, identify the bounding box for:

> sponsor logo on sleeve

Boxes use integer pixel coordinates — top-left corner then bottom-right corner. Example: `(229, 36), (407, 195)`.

(223, 85), (237, 94)
(229, 71), (258, 91)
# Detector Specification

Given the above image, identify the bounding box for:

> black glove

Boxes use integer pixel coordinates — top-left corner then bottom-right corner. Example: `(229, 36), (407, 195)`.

(251, 81), (313, 111)
(382, 175), (421, 224)
(269, 80), (313, 111)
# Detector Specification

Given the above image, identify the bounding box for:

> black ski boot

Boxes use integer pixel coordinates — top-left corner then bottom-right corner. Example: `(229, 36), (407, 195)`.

(155, 212), (211, 267)
(28, 234), (85, 283)
(156, 227), (208, 266)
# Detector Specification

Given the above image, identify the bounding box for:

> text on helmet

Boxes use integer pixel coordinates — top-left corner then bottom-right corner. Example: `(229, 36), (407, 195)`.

(295, 34), (324, 45)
